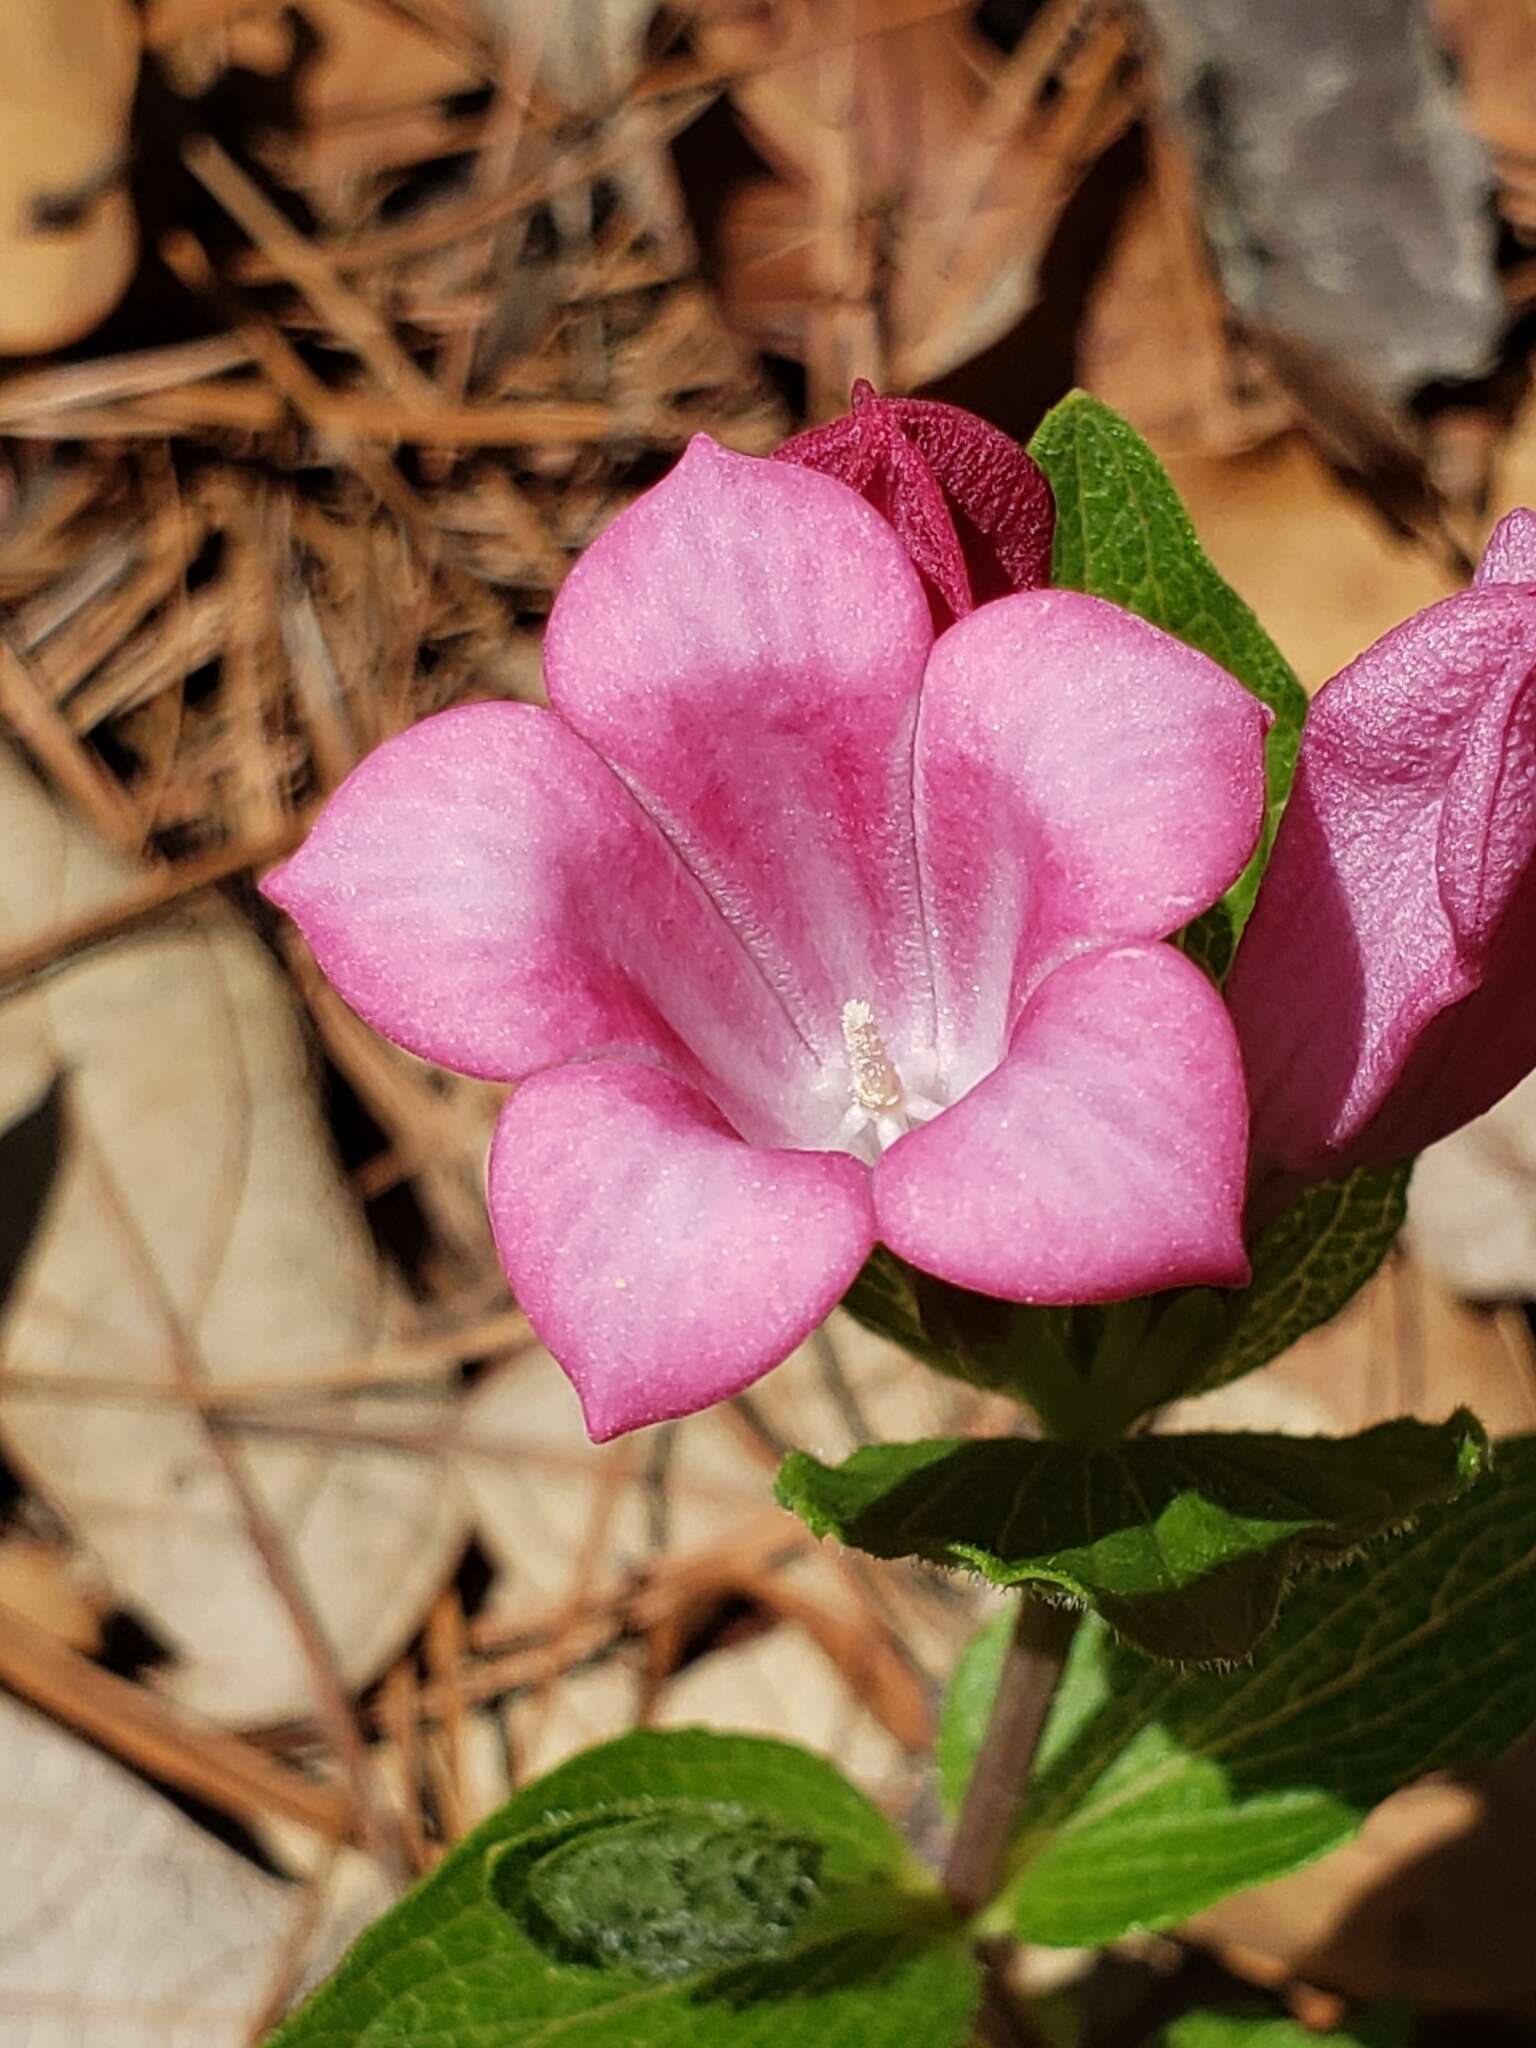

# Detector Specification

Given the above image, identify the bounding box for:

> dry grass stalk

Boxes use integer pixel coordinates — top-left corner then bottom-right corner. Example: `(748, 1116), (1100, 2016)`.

(0, 1598), (352, 1840)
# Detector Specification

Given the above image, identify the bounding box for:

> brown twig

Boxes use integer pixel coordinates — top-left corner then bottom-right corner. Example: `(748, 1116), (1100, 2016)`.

(0, 824), (302, 1000)
(0, 1598), (351, 1841)
(633, 0), (975, 102)
(0, 1303), (530, 1409)
(0, 634), (143, 852)
(197, 1412), (415, 1885)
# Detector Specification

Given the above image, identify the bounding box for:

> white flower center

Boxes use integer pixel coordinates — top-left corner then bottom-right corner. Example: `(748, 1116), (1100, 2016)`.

(837, 997), (943, 1159)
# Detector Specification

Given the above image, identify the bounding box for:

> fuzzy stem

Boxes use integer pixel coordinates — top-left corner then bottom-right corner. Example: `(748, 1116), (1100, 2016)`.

(943, 1594), (1078, 1920)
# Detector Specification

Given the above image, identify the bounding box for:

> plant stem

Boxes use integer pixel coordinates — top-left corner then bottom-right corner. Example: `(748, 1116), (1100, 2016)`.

(974, 1939), (1055, 2048)
(943, 1594), (1078, 1919)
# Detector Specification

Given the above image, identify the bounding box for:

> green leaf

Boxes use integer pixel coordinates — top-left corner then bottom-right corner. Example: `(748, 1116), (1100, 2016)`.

(269, 1730), (978, 2047)
(1155, 2015), (1417, 2048)
(943, 1438), (1536, 1947)
(1028, 391), (1308, 967)
(779, 1415), (1486, 1664)
(1189, 1162), (1412, 1397)
(1146, 2015), (1392, 2048)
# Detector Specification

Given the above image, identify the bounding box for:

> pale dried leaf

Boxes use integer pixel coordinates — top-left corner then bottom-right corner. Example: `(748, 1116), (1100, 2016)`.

(0, 1693), (392, 2045)
(509, 1653), (642, 1780)
(461, 1311), (988, 1622)
(1163, 1254), (1536, 1440)
(0, 0), (140, 354)
(651, 1625), (916, 1806)
(1406, 1073), (1536, 1299)
(0, 753), (470, 1723)
(458, 1347), (654, 1615)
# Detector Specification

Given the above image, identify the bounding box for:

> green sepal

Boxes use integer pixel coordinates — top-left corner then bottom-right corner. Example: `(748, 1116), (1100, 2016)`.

(840, 1168), (1412, 1441)
(1187, 1162), (1413, 1397)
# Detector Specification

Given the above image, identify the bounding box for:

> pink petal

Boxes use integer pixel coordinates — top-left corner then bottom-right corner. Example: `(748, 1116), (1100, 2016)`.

(1475, 508), (1536, 586)
(775, 381), (1055, 626)
(1229, 583), (1536, 1188)
(542, 435), (936, 1075)
(488, 1061), (877, 1439)
(874, 944), (1250, 1301)
(261, 703), (820, 1143)
(914, 590), (1268, 1091)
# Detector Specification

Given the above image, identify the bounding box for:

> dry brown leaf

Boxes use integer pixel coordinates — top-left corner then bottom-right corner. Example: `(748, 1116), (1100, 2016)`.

(0, 1693), (393, 2045)
(1484, 373), (1536, 535)
(0, 1534), (101, 1653)
(0, 752), (470, 1724)
(705, 4), (982, 207)
(294, 0), (482, 121)
(145, 0), (299, 91)
(1079, 175), (1292, 458)
(1164, 434), (1456, 690)
(708, 2), (1053, 399)
(1434, 0), (1536, 235)
(0, 0), (140, 355)
(1192, 1745), (1536, 2019)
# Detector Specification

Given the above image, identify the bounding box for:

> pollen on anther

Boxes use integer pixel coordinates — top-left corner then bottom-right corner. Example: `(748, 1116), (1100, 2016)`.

(841, 998), (904, 1115)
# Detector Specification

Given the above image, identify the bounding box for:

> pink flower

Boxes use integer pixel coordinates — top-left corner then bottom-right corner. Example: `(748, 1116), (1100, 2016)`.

(775, 379), (1056, 627)
(1229, 509), (1536, 1206)
(263, 438), (1266, 1438)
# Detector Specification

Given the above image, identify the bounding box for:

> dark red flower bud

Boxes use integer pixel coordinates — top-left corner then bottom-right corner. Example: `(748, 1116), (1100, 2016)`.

(775, 380), (1055, 627)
